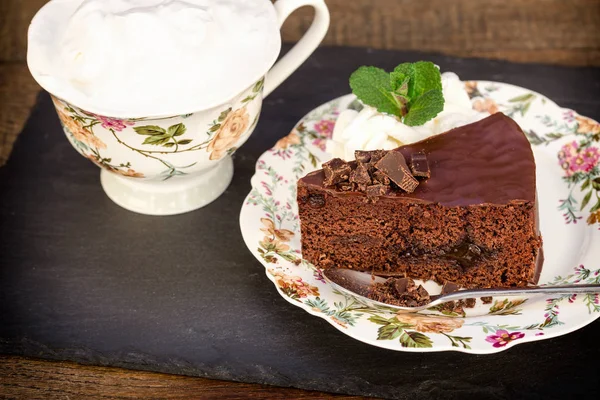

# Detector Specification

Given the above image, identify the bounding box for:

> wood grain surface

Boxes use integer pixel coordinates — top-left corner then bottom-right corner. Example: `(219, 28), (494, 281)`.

(281, 0), (600, 66)
(1, 0), (599, 166)
(3, 0), (599, 65)
(0, 356), (369, 399)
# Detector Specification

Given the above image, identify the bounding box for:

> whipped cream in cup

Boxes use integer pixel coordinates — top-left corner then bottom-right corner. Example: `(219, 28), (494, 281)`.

(27, 0), (330, 215)
(327, 72), (488, 160)
(29, 0), (284, 117)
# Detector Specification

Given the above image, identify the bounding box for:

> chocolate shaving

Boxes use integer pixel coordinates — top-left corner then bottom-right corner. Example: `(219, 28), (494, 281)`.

(374, 151), (419, 193)
(354, 150), (372, 164)
(372, 170), (390, 186)
(481, 296), (493, 304)
(365, 184), (390, 197)
(410, 152), (431, 179)
(337, 182), (353, 192)
(322, 149), (423, 197)
(355, 149), (387, 165)
(349, 163), (372, 187)
(322, 158), (351, 187)
(441, 281), (461, 295)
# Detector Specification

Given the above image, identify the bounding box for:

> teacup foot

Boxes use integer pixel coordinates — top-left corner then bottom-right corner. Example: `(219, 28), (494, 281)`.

(100, 156), (234, 216)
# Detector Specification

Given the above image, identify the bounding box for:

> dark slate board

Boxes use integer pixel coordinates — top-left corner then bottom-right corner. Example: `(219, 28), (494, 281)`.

(1, 47), (599, 400)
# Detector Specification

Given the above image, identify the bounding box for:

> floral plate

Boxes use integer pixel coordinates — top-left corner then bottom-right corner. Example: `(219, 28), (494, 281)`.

(239, 81), (600, 353)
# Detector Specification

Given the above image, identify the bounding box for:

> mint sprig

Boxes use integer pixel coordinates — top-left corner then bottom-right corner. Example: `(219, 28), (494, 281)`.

(349, 61), (444, 126)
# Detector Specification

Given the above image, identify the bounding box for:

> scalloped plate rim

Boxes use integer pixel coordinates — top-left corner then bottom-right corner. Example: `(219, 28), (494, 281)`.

(239, 81), (600, 354)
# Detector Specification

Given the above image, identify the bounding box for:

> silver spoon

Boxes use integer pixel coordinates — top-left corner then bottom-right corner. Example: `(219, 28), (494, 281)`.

(322, 268), (600, 313)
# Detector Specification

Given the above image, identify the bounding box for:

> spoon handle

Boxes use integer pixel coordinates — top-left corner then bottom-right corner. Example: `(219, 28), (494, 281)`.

(434, 283), (600, 303)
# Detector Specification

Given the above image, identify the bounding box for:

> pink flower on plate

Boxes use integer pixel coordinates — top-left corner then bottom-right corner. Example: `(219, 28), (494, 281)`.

(558, 141), (600, 176)
(572, 147), (599, 174)
(312, 138), (326, 152)
(95, 115), (134, 131)
(485, 330), (525, 348)
(314, 119), (335, 138)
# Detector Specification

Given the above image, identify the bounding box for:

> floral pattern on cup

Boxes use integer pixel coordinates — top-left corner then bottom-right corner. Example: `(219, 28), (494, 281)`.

(50, 76), (265, 182)
(53, 96), (145, 178)
(53, 98), (107, 150)
(94, 115), (134, 131)
(207, 107), (250, 160)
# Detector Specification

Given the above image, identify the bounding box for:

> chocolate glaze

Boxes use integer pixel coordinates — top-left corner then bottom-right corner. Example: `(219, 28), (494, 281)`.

(300, 113), (536, 207)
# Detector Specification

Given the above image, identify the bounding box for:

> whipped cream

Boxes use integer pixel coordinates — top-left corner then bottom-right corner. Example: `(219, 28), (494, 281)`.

(28, 0), (280, 117)
(327, 72), (488, 160)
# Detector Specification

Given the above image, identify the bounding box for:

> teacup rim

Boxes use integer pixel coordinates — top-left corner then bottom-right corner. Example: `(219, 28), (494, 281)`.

(45, 71), (271, 121)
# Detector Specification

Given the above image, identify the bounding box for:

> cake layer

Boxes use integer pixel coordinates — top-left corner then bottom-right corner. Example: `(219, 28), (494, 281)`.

(297, 187), (542, 287)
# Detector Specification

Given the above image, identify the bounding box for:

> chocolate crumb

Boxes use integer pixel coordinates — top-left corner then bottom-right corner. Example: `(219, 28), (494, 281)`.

(410, 152), (431, 179)
(441, 281), (461, 295)
(481, 296), (493, 304)
(374, 151), (419, 193)
(415, 285), (429, 300)
(393, 277), (409, 294)
(323, 158), (351, 187)
(367, 277), (431, 307)
(464, 298), (476, 308)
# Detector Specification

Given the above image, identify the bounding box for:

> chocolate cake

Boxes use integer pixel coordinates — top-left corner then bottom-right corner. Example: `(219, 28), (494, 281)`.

(297, 113), (543, 288)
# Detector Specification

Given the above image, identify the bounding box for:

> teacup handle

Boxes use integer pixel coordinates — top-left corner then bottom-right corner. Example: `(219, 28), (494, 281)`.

(263, 0), (330, 98)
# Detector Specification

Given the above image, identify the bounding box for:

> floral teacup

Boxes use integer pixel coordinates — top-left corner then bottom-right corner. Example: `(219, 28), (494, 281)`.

(32, 0), (330, 215)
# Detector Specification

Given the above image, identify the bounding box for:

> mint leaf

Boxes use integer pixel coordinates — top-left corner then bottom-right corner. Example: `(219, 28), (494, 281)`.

(391, 63), (414, 97)
(411, 61), (442, 97)
(392, 61), (441, 99)
(403, 89), (444, 126)
(349, 66), (404, 116)
(350, 61), (444, 126)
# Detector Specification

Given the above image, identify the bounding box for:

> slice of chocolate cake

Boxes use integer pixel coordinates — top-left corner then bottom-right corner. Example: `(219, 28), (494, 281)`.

(297, 113), (543, 288)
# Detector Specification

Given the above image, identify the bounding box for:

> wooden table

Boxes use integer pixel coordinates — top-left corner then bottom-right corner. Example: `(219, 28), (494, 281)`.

(0, 356), (365, 399)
